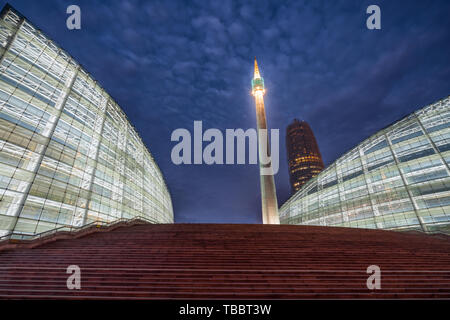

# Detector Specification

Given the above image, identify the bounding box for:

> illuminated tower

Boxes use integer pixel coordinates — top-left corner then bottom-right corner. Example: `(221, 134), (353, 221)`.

(286, 119), (324, 193)
(251, 58), (280, 224)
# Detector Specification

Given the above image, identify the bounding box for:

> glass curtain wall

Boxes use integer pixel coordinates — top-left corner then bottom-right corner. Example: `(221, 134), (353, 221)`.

(0, 5), (173, 237)
(280, 96), (450, 233)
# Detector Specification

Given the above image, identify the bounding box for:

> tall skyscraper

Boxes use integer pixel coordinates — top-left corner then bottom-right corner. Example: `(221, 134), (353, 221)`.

(286, 119), (324, 193)
(251, 59), (279, 224)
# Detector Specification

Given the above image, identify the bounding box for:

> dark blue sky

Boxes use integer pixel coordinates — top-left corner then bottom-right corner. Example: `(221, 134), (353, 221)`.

(3, 0), (449, 223)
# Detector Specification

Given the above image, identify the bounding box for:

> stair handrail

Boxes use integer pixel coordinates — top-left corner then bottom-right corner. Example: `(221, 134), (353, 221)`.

(0, 216), (157, 243)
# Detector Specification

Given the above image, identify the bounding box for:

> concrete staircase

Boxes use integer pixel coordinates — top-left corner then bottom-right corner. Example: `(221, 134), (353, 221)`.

(0, 223), (449, 299)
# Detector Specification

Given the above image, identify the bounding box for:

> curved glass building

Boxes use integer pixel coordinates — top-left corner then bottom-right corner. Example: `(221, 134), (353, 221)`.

(0, 5), (173, 237)
(280, 96), (450, 233)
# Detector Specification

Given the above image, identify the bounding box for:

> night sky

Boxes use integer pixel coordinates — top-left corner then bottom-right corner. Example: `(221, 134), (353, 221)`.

(2, 0), (449, 223)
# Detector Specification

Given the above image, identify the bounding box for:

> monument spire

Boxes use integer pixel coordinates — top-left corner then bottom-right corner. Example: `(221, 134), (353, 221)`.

(251, 58), (280, 224)
(253, 57), (261, 79)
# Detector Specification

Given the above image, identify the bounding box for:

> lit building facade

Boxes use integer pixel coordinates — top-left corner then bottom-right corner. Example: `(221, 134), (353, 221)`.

(280, 96), (450, 233)
(286, 119), (324, 193)
(0, 5), (173, 237)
